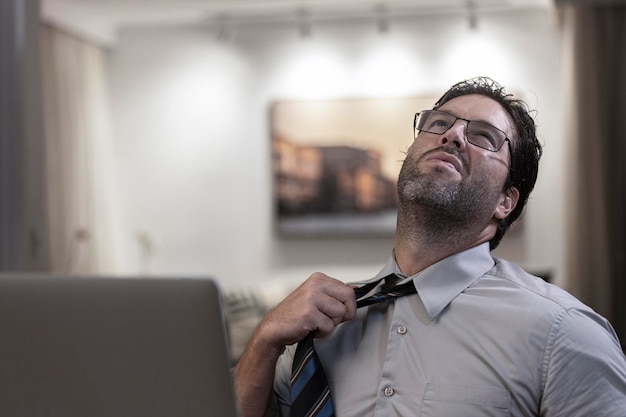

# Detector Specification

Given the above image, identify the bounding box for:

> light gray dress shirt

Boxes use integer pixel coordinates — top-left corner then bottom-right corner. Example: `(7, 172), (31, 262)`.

(273, 243), (626, 416)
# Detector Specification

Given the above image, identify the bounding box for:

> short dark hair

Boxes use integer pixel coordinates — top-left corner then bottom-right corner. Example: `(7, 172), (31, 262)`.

(432, 77), (542, 250)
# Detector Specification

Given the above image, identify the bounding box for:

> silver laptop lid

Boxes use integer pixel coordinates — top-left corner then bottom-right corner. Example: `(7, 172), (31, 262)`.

(0, 274), (238, 417)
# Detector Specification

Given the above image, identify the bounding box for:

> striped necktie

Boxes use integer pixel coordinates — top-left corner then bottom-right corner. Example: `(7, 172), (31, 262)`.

(290, 274), (416, 417)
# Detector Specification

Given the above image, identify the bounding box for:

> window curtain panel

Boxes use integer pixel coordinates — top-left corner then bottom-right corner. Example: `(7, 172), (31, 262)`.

(40, 24), (122, 274)
(561, 4), (626, 347)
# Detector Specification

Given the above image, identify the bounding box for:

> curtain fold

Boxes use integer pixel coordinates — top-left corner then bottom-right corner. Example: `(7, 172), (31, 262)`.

(562, 4), (626, 346)
(40, 24), (122, 274)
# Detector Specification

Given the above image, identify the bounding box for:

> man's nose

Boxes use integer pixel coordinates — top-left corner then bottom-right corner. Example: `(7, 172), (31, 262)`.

(439, 120), (468, 150)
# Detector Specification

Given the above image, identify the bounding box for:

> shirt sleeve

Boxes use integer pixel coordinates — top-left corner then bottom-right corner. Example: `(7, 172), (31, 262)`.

(273, 345), (295, 417)
(541, 307), (626, 416)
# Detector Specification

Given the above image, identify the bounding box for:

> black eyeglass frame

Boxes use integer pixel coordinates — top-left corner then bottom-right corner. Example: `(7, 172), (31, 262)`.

(413, 110), (512, 153)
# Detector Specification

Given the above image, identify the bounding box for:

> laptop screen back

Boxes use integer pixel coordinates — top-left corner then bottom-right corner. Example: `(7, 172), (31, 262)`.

(0, 275), (238, 417)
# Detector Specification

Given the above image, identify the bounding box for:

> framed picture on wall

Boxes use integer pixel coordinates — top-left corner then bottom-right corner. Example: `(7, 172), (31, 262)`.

(271, 95), (439, 237)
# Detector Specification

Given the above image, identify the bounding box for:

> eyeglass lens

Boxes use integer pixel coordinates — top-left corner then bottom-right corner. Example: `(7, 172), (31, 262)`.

(416, 110), (506, 152)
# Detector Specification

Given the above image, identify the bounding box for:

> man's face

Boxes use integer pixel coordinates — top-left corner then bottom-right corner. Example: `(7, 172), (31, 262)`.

(397, 94), (517, 227)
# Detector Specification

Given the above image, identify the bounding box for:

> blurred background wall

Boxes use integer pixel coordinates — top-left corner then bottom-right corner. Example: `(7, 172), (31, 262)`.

(2, 1), (624, 340)
(108, 9), (564, 286)
(40, 0), (566, 283)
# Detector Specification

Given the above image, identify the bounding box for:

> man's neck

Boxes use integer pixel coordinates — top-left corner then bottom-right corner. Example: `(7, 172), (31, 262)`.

(393, 236), (456, 277)
(393, 208), (495, 277)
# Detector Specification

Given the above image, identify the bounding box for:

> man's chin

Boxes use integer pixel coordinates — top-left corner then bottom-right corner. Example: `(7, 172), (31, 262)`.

(398, 179), (458, 207)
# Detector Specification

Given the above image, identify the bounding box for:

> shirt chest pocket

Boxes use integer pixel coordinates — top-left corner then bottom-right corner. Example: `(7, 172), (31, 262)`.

(420, 383), (511, 417)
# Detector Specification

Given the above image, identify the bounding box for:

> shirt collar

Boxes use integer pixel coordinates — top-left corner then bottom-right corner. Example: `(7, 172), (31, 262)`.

(372, 242), (495, 320)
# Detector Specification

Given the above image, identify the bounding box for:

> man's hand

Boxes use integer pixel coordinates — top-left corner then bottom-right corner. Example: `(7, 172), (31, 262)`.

(258, 272), (358, 348)
(234, 272), (357, 417)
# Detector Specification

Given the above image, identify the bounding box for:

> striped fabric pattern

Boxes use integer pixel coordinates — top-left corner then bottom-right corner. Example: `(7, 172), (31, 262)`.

(290, 274), (416, 417)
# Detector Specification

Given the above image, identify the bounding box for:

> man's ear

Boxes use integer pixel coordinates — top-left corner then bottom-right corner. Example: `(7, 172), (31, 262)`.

(494, 187), (519, 220)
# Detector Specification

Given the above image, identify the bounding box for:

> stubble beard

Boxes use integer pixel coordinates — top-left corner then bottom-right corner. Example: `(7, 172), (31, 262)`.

(396, 152), (501, 247)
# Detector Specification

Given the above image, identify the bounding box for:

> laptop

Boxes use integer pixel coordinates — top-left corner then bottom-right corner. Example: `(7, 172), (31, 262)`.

(0, 274), (238, 417)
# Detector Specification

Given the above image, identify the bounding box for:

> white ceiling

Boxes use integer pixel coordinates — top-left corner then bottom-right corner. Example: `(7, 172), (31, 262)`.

(41, 0), (554, 45)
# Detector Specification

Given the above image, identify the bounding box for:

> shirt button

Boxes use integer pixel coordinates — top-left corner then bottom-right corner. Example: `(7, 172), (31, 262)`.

(384, 386), (395, 397)
(397, 326), (407, 335)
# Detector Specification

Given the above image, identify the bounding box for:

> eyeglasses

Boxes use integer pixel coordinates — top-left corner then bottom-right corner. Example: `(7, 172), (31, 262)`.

(414, 110), (510, 152)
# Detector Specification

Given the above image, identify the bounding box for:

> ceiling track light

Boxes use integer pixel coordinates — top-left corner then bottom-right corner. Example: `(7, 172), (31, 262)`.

(376, 3), (390, 33)
(215, 12), (231, 41)
(297, 8), (312, 38)
(467, 0), (478, 30)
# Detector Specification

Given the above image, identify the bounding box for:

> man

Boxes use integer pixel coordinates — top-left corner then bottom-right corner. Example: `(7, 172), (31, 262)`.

(234, 77), (626, 416)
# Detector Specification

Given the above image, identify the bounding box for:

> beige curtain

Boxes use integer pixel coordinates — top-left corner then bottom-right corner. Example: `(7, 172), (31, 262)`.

(40, 24), (122, 274)
(562, 4), (626, 346)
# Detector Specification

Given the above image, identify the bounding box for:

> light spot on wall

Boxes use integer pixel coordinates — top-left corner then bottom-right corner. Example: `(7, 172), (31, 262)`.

(438, 31), (513, 83)
(274, 42), (349, 99)
(356, 42), (422, 97)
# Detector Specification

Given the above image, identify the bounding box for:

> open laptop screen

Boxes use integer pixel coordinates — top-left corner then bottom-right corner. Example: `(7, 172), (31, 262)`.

(0, 274), (238, 417)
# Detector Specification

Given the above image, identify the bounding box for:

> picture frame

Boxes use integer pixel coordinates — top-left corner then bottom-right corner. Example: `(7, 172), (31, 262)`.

(271, 95), (439, 237)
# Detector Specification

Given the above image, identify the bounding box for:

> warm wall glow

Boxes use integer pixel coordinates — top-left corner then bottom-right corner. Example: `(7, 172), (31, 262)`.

(273, 37), (427, 100)
(274, 42), (349, 100)
(438, 32), (514, 82)
(356, 41), (423, 97)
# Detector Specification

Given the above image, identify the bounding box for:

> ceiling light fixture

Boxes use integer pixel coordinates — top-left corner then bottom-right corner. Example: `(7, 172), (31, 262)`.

(376, 4), (390, 33)
(215, 12), (232, 41)
(467, 0), (478, 30)
(297, 8), (312, 38)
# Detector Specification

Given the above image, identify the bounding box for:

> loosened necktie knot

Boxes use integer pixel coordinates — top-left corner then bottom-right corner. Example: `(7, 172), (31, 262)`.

(290, 274), (416, 417)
